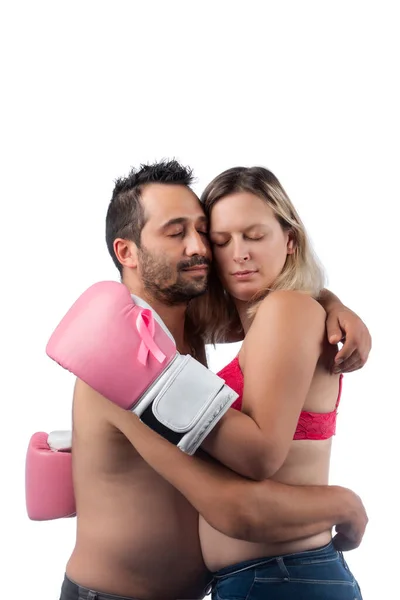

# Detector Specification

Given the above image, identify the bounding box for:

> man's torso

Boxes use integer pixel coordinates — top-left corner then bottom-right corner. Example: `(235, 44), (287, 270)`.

(67, 380), (209, 600)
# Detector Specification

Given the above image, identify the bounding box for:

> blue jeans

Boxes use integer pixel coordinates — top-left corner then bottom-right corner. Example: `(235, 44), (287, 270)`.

(211, 542), (363, 599)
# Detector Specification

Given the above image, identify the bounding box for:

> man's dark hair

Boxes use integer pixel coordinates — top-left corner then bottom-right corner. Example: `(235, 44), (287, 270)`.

(105, 159), (195, 273)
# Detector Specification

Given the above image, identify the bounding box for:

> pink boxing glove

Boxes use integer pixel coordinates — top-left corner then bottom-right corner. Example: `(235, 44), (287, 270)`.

(46, 281), (237, 455)
(46, 280), (177, 410)
(25, 431), (75, 520)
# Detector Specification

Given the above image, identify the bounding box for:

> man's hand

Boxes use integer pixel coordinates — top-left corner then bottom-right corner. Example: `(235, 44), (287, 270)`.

(332, 490), (368, 552)
(326, 306), (372, 374)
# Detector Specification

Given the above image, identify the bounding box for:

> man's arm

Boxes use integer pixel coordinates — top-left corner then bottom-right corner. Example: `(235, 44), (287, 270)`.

(101, 391), (367, 550)
(318, 288), (372, 373)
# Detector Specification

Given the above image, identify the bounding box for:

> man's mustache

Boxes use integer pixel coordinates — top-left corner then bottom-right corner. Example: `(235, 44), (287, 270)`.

(178, 256), (211, 271)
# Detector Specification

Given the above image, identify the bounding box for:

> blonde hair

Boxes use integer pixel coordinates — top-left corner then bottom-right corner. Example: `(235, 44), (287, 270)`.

(187, 166), (325, 345)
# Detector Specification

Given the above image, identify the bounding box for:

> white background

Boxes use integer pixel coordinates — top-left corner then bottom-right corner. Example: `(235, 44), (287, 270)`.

(1, 2), (398, 598)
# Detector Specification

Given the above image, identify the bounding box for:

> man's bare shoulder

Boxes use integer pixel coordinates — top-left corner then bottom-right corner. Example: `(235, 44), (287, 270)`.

(72, 378), (140, 475)
(72, 378), (117, 436)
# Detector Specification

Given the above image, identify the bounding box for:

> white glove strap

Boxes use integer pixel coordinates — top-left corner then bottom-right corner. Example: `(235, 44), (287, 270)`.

(135, 354), (238, 454)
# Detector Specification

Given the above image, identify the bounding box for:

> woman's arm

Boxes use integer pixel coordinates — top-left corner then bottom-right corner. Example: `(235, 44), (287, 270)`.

(102, 395), (367, 548)
(221, 287), (372, 373)
(219, 289), (338, 344)
(201, 290), (326, 480)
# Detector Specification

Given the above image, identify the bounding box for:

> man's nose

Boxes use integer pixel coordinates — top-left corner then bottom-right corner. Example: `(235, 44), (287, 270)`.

(185, 230), (209, 257)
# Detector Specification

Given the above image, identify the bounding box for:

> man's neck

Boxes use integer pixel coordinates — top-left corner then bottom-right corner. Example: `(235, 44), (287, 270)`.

(124, 282), (188, 352)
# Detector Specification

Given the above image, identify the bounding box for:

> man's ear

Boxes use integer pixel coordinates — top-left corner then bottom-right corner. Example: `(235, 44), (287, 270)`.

(113, 238), (139, 269)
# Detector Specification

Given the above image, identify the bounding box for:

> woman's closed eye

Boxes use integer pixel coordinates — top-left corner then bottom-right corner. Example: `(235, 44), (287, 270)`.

(212, 234), (264, 247)
(246, 234), (264, 241)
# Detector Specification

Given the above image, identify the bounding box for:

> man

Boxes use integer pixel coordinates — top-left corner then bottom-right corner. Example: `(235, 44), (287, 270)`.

(58, 160), (370, 600)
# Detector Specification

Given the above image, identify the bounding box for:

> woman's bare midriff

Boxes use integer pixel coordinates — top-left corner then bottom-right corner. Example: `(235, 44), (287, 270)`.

(200, 353), (341, 572)
(67, 389), (209, 600)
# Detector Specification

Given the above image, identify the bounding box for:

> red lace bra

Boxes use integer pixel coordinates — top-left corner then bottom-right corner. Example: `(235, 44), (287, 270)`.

(217, 356), (343, 441)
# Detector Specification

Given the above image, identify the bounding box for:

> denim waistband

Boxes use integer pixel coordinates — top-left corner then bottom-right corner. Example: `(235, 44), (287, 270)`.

(212, 541), (338, 580)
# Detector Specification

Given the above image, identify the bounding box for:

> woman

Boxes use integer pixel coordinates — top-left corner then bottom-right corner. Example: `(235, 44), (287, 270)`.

(109, 166), (364, 599)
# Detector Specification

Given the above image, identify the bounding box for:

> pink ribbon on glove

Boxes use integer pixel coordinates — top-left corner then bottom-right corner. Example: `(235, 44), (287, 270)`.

(136, 309), (167, 366)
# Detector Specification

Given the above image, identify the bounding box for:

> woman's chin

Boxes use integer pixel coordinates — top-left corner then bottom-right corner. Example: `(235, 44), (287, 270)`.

(226, 284), (261, 304)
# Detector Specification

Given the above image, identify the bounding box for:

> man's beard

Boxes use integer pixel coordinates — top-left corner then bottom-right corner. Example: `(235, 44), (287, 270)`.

(138, 246), (210, 306)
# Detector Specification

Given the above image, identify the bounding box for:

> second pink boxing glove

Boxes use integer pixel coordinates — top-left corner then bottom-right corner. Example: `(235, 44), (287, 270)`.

(25, 431), (75, 520)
